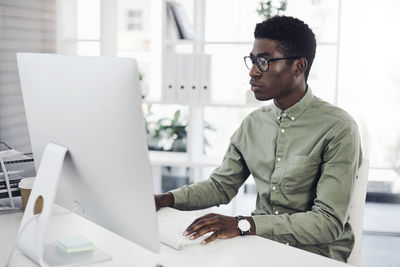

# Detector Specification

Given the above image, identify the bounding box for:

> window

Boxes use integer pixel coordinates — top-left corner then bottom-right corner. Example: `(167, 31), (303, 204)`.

(76, 0), (100, 56)
(126, 9), (143, 31)
(338, 0), (400, 199)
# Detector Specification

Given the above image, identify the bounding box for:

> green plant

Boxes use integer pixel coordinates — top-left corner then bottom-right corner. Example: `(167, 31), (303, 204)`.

(203, 120), (216, 153)
(144, 105), (215, 153)
(256, 0), (287, 20)
(145, 105), (188, 152)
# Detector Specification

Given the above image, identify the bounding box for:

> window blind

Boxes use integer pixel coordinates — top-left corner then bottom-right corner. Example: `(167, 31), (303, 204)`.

(0, 0), (56, 155)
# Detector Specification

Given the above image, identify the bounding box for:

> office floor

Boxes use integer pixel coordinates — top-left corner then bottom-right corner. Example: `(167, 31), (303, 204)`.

(1, 197), (400, 266)
(361, 203), (400, 267)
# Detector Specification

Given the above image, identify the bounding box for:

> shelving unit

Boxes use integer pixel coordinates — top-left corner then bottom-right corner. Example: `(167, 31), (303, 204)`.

(152, 0), (212, 188)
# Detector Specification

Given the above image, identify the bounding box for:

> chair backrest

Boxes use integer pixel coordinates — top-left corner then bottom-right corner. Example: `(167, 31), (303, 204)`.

(347, 158), (369, 266)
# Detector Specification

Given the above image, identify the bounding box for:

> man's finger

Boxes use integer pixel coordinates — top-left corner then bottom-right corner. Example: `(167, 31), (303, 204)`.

(184, 213), (216, 234)
(190, 223), (222, 240)
(201, 231), (219, 245)
(187, 213), (215, 228)
(184, 215), (220, 235)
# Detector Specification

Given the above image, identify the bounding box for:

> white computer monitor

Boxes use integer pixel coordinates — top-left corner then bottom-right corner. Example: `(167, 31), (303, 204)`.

(17, 53), (160, 255)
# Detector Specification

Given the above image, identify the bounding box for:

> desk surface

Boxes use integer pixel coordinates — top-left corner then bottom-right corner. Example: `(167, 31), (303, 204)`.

(0, 210), (353, 267)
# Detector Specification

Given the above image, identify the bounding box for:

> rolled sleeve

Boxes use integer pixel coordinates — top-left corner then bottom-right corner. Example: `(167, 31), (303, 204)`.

(170, 125), (250, 210)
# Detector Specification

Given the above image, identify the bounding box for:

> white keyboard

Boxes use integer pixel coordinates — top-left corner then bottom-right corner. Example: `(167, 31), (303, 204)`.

(158, 218), (211, 250)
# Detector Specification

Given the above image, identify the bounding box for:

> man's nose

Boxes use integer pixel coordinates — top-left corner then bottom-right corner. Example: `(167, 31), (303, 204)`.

(249, 64), (262, 78)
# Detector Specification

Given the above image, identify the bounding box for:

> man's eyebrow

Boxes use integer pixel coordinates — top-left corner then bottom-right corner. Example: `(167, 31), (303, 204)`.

(249, 51), (272, 57)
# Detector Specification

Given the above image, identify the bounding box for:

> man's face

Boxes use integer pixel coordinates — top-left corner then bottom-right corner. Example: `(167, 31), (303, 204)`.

(249, 38), (298, 102)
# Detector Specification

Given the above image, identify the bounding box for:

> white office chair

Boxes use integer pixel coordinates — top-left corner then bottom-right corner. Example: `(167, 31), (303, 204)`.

(347, 158), (369, 266)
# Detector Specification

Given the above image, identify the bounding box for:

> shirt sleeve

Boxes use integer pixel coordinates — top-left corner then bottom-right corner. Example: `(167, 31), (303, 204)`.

(252, 120), (362, 246)
(171, 122), (251, 210)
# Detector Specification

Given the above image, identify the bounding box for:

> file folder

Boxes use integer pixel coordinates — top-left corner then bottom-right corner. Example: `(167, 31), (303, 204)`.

(163, 52), (176, 102)
(199, 54), (211, 104)
(176, 54), (189, 103)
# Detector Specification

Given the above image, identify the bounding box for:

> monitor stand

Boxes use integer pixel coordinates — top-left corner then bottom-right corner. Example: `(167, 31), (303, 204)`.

(17, 143), (112, 266)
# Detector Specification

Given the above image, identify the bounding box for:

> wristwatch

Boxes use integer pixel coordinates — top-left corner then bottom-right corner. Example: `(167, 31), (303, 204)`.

(236, 215), (251, 236)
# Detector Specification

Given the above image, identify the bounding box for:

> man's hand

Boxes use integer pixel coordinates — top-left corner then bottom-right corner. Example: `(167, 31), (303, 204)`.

(183, 213), (255, 245)
(154, 192), (175, 211)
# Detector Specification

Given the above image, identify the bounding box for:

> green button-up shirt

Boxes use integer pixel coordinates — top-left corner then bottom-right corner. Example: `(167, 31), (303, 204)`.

(171, 89), (362, 262)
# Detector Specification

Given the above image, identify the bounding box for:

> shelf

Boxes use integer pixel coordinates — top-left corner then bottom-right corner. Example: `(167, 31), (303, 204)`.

(165, 41), (337, 46)
(165, 40), (199, 46)
(143, 99), (264, 108)
(199, 102), (264, 108)
(191, 156), (221, 167)
(204, 41), (253, 45)
(149, 151), (189, 166)
(148, 151), (220, 167)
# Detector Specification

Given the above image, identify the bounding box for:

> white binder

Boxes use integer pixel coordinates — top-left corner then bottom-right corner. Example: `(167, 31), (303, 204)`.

(188, 54), (200, 105)
(163, 52), (176, 102)
(163, 53), (211, 104)
(199, 54), (211, 104)
(176, 53), (189, 103)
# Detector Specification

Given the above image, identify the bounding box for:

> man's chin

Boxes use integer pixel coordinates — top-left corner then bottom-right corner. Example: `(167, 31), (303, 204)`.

(253, 92), (271, 101)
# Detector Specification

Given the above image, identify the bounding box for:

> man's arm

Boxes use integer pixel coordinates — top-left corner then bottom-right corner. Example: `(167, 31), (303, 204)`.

(154, 140), (250, 211)
(153, 122), (253, 243)
(155, 192), (174, 211)
(167, 121), (250, 210)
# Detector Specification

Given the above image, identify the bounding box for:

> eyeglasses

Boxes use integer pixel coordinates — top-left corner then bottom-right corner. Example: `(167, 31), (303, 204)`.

(244, 55), (300, 72)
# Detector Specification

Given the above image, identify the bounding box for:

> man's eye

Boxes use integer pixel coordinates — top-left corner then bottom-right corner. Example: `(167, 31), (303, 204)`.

(258, 58), (268, 65)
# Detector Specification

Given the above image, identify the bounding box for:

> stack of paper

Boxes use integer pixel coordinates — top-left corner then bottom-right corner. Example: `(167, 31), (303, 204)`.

(56, 236), (94, 254)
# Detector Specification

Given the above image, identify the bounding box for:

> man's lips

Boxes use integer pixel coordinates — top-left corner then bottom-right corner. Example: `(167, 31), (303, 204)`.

(250, 82), (263, 92)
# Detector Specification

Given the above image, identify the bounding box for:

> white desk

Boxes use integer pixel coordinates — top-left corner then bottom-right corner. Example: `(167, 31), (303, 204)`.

(0, 211), (353, 267)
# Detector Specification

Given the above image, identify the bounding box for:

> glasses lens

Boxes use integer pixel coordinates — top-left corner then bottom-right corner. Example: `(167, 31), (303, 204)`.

(257, 57), (269, 72)
(244, 56), (254, 70)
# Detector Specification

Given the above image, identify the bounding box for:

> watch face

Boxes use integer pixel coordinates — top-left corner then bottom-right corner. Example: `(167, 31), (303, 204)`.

(238, 219), (251, 232)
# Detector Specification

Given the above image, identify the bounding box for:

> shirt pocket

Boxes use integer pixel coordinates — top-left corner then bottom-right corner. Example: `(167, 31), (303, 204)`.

(282, 156), (321, 193)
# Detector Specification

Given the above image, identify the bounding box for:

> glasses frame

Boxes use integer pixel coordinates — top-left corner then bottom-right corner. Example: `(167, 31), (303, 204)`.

(244, 56), (301, 72)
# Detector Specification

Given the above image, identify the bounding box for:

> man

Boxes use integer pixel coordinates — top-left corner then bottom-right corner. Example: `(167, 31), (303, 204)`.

(155, 16), (362, 262)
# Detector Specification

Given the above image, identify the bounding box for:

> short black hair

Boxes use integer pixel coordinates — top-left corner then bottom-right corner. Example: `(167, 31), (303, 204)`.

(254, 16), (316, 81)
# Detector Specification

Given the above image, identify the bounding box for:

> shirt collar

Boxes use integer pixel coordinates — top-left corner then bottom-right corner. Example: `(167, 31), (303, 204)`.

(273, 87), (314, 121)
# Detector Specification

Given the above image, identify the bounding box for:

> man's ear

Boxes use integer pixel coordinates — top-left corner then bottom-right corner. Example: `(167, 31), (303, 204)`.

(294, 58), (307, 77)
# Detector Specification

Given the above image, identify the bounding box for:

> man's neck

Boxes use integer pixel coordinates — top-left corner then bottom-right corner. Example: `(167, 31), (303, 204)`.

(274, 84), (307, 110)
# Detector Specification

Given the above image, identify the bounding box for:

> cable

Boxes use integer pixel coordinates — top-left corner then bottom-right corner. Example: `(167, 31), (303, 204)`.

(4, 205), (81, 267)
(52, 206), (80, 216)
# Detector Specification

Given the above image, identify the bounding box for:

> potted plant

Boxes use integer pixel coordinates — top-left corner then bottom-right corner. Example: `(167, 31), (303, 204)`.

(256, 0), (288, 20)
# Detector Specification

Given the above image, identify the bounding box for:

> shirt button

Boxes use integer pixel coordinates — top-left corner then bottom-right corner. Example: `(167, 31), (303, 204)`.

(272, 186), (276, 190)
(277, 116), (281, 120)
(274, 211), (279, 215)
(277, 157), (281, 162)
(281, 129), (285, 133)
(291, 117), (295, 121)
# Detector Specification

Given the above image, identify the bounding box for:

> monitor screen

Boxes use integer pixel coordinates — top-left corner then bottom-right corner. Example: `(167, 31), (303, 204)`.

(17, 53), (160, 253)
